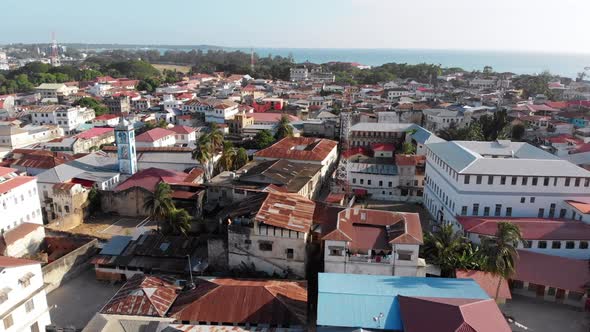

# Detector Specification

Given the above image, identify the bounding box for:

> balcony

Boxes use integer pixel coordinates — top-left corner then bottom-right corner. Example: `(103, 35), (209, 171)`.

(347, 254), (392, 265)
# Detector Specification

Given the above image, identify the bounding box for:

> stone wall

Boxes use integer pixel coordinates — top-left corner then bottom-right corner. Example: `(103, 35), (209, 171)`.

(207, 238), (227, 271)
(42, 238), (99, 293)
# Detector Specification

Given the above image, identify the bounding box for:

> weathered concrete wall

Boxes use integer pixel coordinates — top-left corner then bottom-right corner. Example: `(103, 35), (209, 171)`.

(46, 211), (85, 231)
(42, 239), (99, 293)
(101, 187), (151, 217)
(207, 238), (228, 271)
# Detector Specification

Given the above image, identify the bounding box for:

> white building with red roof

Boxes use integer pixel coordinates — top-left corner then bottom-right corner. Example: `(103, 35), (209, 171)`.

(321, 208), (427, 277)
(92, 114), (120, 127)
(135, 128), (176, 148)
(169, 125), (196, 147)
(458, 216), (590, 260)
(0, 256), (51, 332)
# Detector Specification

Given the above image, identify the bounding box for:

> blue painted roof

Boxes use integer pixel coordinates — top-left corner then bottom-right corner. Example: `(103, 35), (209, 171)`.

(100, 235), (132, 256)
(317, 273), (489, 331)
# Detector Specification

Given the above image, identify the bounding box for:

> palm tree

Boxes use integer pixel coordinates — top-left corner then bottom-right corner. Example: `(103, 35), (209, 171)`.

(208, 123), (224, 152)
(482, 222), (524, 301)
(422, 223), (469, 277)
(193, 135), (214, 181)
(234, 147), (249, 170)
(165, 208), (191, 236)
(217, 141), (236, 172)
(274, 114), (294, 140)
(143, 182), (173, 232)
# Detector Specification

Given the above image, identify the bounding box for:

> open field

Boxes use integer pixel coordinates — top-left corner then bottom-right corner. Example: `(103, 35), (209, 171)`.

(153, 63), (192, 73)
(66, 215), (156, 239)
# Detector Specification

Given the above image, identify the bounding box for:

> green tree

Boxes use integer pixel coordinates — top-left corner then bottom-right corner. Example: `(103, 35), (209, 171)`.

(143, 182), (173, 232)
(252, 129), (275, 149)
(234, 147), (249, 170)
(87, 187), (102, 215)
(401, 142), (416, 155)
(217, 141), (236, 172)
(164, 208), (191, 236)
(511, 124), (525, 141)
(74, 97), (109, 116)
(274, 114), (294, 140)
(422, 224), (470, 277)
(465, 122), (485, 141)
(482, 222), (524, 300)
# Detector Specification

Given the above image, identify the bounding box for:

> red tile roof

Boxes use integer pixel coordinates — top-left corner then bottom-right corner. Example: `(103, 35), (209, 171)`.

(102, 146), (193, 153)
(322, 208), (423, 249)
(115, 168), (193, 193)
(0, 176), (35, 195)
(168, 278), (307, 326)
(255, 137), (337, 162)
(0, 255), (40, 268)
(456, 270), (512, 300)
(395, 154), (425, 166)
(545, 101), (568, 109)
(170, 125), (196, 135)
(0, 167), (16, 178)
(101, 274), (179, 317)
(75, 127), (114, 140)
(398, 296), (511, 332)
(457, 216), (590, 240)
(136, 128), (176, 142)
(514, 250), (589, 293)
(256, 192), (316, 233)
(341, 147), (371, 159)
(371, 143), (395, 152)
(565, 200), (590, 214)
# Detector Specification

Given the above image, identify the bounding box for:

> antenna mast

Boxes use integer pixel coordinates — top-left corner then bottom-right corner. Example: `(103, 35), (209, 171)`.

(50, 32), (61, 67)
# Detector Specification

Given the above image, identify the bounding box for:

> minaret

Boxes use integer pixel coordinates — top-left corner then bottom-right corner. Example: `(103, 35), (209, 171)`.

(115, 117), (137, 175)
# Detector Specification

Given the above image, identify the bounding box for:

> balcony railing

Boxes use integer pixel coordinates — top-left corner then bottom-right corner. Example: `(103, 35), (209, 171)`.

(347, 255), (391, 265)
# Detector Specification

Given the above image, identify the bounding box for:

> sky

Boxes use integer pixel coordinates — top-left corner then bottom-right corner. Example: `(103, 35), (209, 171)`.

(2, 0), (590, 53)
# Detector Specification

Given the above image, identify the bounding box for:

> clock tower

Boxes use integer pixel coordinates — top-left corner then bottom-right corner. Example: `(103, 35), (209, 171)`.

(115, 117), (137, 175)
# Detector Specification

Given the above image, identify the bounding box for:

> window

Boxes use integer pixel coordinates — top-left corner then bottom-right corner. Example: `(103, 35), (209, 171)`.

(543, 177), (549, 186)
(538, 208), (544, 218)
(259, 242), (272, 251)
(565, 178), (571, 186)
(566, 241), (575, 249)
(530, 197), (535, 203)
(472, 204), (479, 216)
(521, 177), (528, 185)
(388, 181), (392, 187)
(494, 204), (502, 216)
(352, 178), (356, 184)
(538, 241), (547, 249)
(286, 248), (294, 259)
(464, 175), (470, 184)
(397, 250), (413, 261)
(506, 207), (512, 217)
(532, 177), (538, 186)
(30, 322), (40, 332)
(476, 175), (482, 184)
(560, 209), (567, 218)
(461, 206), (468, 216)
(367, 180), (372, 185)
(585, 178), (590, 187)
(329, 247), (343, 256)
(360, 179), (364, 185)
(379, 180), (383, 187)
(500, 176), (506, 185)
(25, 298), (34, 313)
(549, 204), (555, 218)
(579, 241), (589, 249)
(575, 178), (581, 187)
(511, 177), (517, 185)
(520, 197), (525, 203)
(3, 315), (13, 329)
(483, 207), (490, 216)
(523, 241), (532, 248)
(551, 241), (561, 249)
(488, 176), (493, 185)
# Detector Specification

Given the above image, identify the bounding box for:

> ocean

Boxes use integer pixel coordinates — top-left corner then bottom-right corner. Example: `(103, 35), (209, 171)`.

(245, 48), (590, 79)
(143, 46), (590, 78)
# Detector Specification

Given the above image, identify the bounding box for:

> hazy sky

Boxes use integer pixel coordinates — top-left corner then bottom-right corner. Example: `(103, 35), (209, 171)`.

(2, 0), (590, 53)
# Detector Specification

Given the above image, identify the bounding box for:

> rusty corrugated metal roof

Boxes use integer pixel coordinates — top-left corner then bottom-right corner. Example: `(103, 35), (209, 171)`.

(100, 274), (179, 317)
(255, 137), (337, 162)
(256, 192), (315, 233)
(169, 278), (307, 326)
